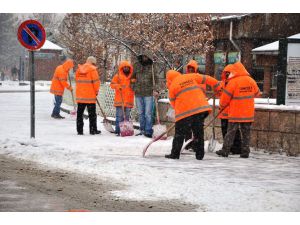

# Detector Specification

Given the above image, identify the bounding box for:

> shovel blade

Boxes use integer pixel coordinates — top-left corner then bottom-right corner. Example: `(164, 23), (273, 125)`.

(120, 120), (134, 137)
(207, 137), (217, 152)
(153, 124), (167, 140)
(103, 119), (115, 133)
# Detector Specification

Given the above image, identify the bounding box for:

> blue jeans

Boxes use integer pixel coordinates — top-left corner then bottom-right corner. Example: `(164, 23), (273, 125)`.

(115, 106), (131, 134)
(52, 95), (63, 116)
(135, 96), (154, 136)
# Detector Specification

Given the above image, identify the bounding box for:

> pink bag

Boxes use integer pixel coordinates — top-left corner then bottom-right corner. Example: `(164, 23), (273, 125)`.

(120, 120), (134, 137)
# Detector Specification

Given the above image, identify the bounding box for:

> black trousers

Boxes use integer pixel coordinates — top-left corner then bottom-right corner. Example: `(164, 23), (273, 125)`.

(221, 119), (242, 154)
(77, 103), (97, 134)
(171, 112), (208, 159)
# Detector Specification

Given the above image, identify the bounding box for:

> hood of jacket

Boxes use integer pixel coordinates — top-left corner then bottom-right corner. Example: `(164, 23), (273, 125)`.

(166, 70), (181, 89)
(118, 60), (133, 79)
(62, 59), (74, 72)
(77, 63), (97, 74)
(229, 62), (250, 79)
(221, 64), (235, 81)
(186, 60), (198, 73)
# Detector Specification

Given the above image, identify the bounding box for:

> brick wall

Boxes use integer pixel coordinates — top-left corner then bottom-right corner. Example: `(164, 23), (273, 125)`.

(25, 49), (62, 81)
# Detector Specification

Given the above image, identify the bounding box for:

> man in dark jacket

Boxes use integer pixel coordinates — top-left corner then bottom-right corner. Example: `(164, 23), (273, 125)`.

(131, 53), (159, 138)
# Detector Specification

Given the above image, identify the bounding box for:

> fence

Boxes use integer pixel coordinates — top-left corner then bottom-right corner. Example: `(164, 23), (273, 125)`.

(63, 82), (169, 122)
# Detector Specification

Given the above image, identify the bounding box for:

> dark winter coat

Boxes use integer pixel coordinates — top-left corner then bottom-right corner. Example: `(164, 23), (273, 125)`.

(131, 54), (159, 97)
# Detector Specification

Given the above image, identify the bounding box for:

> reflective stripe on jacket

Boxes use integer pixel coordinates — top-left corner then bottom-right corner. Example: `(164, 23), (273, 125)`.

(168, 72), (215, 122)
(75, 63), (100, 104)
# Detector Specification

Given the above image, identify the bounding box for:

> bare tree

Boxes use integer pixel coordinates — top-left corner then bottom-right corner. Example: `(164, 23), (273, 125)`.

(56, 13), (214, 81)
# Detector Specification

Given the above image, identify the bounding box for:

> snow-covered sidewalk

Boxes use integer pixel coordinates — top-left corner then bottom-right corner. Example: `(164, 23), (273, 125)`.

(0, 92), (299, 211)
(0, 81), (50, 92)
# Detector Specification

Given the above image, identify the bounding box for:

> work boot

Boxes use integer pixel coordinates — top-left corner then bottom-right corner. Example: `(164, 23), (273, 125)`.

(51, 114), (65, 119)
(216, 149), (229, 157)
(240, 153), (249, 158)
(144, 133), (152, 138)
(196, 151), (205, 160)
(165, 154), (180, 159)
(90, 130), (101, 135)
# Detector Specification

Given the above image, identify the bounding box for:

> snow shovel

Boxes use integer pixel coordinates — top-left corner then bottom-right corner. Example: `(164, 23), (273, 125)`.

(208, 96), (217, 152)
(68, 74), (77, 118)
(119, 90), (134, 137)
(152, 65), (167, 140)
(143, 124), (175, 157)
(96, 98), (115, 133)
(152, 98), (167, 140)
(180, 138), (194, 154)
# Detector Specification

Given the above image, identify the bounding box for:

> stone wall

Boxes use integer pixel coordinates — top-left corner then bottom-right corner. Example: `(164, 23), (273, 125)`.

(158, 101), (300, 156)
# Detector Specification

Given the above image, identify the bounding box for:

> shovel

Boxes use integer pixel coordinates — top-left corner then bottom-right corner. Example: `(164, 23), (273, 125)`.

(207, 96), (217, 152)
(152, 98), (167, 140)
(152, 65), (167, 140)
(68, 73), (77, 118)
(143, 124), (175, 157)
(119, 89), (134, 137)
(96, 98), (115, 133)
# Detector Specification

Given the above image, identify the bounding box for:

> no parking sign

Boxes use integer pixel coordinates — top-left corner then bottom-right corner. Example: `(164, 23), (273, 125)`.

(17, 20), (46, 50)
(17, 20), (46, 138)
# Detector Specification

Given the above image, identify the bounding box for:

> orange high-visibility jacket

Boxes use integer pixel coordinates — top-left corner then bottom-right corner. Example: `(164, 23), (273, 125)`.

(220, 62), (261, 123)
(218, 64), (234, 120)
(110, 61), (134, 108)
(167, 71), (221, 122)
(50, 59), (74, 96)
(75, 63), (100, 104)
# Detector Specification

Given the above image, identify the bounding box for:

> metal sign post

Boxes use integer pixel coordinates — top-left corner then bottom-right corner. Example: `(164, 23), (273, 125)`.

(17, 20), (46, 139)
(29, 51), (35, 138)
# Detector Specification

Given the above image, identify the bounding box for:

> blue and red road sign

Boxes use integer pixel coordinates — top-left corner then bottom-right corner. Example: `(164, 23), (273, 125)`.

(17, 20), (46, 50)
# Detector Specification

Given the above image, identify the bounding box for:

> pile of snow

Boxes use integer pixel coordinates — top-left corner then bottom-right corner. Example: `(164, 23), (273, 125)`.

(0, 92), (299, 211)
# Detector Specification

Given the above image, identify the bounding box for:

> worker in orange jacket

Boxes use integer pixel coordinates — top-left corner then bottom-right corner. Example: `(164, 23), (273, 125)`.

(217, 64), (242, 155)
(216, 62), (261, 158)
(110, 61), (134, 136)
(183, 59), (222, 151)
(75, 56), (101, 135)
(165, 69), (221, 160)
(50, 59), (74, 119)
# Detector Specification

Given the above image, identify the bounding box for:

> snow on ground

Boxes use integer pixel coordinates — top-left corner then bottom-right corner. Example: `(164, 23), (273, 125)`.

(0, 81), (50, 92)
(0, 92), (300, 211)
